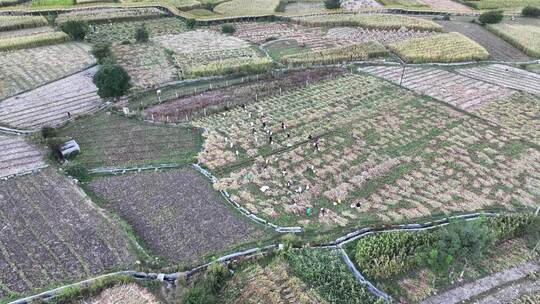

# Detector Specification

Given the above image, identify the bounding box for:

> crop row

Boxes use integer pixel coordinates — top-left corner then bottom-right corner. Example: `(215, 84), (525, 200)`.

(291, 13), (443, 32)
(0, 42), (95, 100)
(0, 168), (136, 298)
(0, 15), (48, 32)
(281, 41), (388, 66)
(0, 66), (101, 130)
(454, 64), (540, 95)
(325, 26), (436, 46)
(153, 30), (251, 54)
(487, 23), (540, 58)
(0, 134), (45, 178)
(188, 57), (273, 77)
(388, 32), (489, 63)
(0, 31), (69, 51)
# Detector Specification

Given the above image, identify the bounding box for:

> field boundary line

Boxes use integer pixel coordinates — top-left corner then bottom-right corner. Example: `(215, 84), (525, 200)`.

(7, 211), (517, 304)
(88, 163), (184, 175)
(0, 164), (49, 181)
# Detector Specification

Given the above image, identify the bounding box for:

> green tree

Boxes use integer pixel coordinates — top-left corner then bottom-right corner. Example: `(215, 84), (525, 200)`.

(221, 23), (235, 34)
(523, 6), (540, 17)
(93, 64), (131, 99)
(61, 21), (89, 40)
(478, 10), (503, 24)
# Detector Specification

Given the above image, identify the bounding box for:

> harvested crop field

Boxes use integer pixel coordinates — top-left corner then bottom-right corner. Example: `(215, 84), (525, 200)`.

(57, 112), (202, 169)
(153, 30), (250, 54)
(487, 23), (540, 58)
(80, 283), (161, 304)
(359, 65), (511, 110)
(420, 0), (472, 11)
(454, 64), (540, 95)
(341, 0), (381, 10)
(0, 134), (46, 178)
(113, 43), (177, 89)
(325, 26), (436, 46)
(55, 7), (166, 24)
(86, 17), (187, 45)
(0, 42), (95, 100)
(0, 66), (101, 130)
(470, 92), (540, 145)
(0, 168), (136, 298)
(0, 26), (54, 39)
(144, 67), (344, 123)
(88, 169), (269, 264)
(193, 74), (540, 229)
(437, 21), (530, 61)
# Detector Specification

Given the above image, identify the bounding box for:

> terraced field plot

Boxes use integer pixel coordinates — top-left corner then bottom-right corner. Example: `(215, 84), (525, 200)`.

(88, 168), (268, 263)
(419, 0), (472, 11)
(470, 92), (540, 145)
(455, 64), (540, 95)
(222, 257), (327, 304)
(113, 43), (177, 89)
(213, 0), (280, 15)
(437, 21), (530, 61)
(0, 134), (45, 178)
(144, 67), (344, 123)
(0, 42), (95, 100)
(283, 1), (325, 13)
(459, 0), (540, 9)
(153, 30), (250, 54)
(0, 168), (136, 299)
(487, 23), (540, 58)
(55, 7), (166, 24)
(325, 26), (436, 45)
(219, 22), (349, 51)
(0, 66), (101, 130)
(86, 17), (188, 44)
(341, 0), (381, 10)
(359, 65), (510, 110)
(389, 32), (489, 63)
(0, 26), (54, 39)
(82, 283), (160, 304)
(57, 112), (202, 169)
(193, 74), (540, 229)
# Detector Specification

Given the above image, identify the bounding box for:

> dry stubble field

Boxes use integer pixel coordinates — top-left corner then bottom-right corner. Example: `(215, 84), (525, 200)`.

(88, 168), (269, 264)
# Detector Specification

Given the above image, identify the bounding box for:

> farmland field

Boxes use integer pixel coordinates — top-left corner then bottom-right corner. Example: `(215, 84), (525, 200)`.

(0, 26), (54, 39)
(213, 0), (280, 15)
(454, 64), (540, 95)
(144, 67), (345, 123)
(0, 42), (95, 100)
(0, 168), (136, 299)
(358, 65), (512, 110)
(56, 112), (202, 169)
(419, 0), (472, 11)
(85, 17), (188, 44)
(82, 283), (160, 304)
(388, 32), (489, 63)
(88, 168), (269, 263)
(0, 66), (101, 130)
(486, 23), (540, 58)
(193, 73), (540, 230)
(113, 43), (177, 89)
(0, 134), (45, 178)
(325, 26), (437, 46)
(292, 14), (443, 31)
(341, 0), (381, 10)
(459, 0), (540, 9)
(55, 7), (166, 24)
(437, 21), (530, 61)
(0, 15), (47, 31)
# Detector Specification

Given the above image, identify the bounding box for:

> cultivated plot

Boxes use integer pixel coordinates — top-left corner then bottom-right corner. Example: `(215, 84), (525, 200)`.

(55, 7), (166, 24)
(0, 26), (54, 39)
(325, 26), (436, 46)
(359, 65), (510, 110)
(419, 0), (472, 11)
(57, 112), (201, 169)
(113, 43), (177, 89)
(455, 64), (540, 95)
(88, 169), (269, 263)
(341, 0), (381, 10)
(437, 21), (530, 62)
(0, 134), (45, 178)
(193, 74), (540, 229)
(0, 66), (101, 130)
(0, 168), (136, 299)
(82, 283), (160, 304)
(0, 42), (96, 100)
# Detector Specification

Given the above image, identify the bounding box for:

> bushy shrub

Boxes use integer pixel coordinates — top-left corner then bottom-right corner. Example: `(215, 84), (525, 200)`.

(135, 23), (149, 42)
(479, 10), (503, 24)
(324, 0), (340, 9)
(221, 23), (235, 34)
(523, 6), (540, 17)
(182, 263), (229, 304)
(91, 43), (114, 64)
(65, 164), (90, 182)
(41, 126), (56, 138)
(93, 64), (131, 99)
(281, 233), (303, 250)
(60, 20), (89, 40)
(186, 18), (196, 29)
(486, 214), (534, 241)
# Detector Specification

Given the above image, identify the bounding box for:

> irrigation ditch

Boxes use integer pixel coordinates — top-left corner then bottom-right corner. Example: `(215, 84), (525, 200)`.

(8, 211), (511, 304)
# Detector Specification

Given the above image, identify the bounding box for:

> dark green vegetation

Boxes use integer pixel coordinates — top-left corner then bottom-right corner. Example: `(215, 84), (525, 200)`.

(479, 10), (504, 24)
(135, 23), (149, 42)
(91, 43), (115, 64)
(523, 6), (540, 17)
(324, 0), (340, 9)
(61, 20), (89, 40)
(221, 23), (235, 34)
(93, 64), (132, 99)
(182, 263), (230, 304)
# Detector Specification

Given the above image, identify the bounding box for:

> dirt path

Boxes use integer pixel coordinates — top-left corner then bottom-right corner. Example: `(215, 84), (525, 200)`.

(472, 278), (540, 304)
(419, 261), (540, 304)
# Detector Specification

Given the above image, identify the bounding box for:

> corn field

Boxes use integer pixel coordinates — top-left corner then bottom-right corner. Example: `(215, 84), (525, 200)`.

(0, 15), (48, 32)
(281, 41), (388, 66)
(0, 31), (70, 51)
(487, 24), (540, 58)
